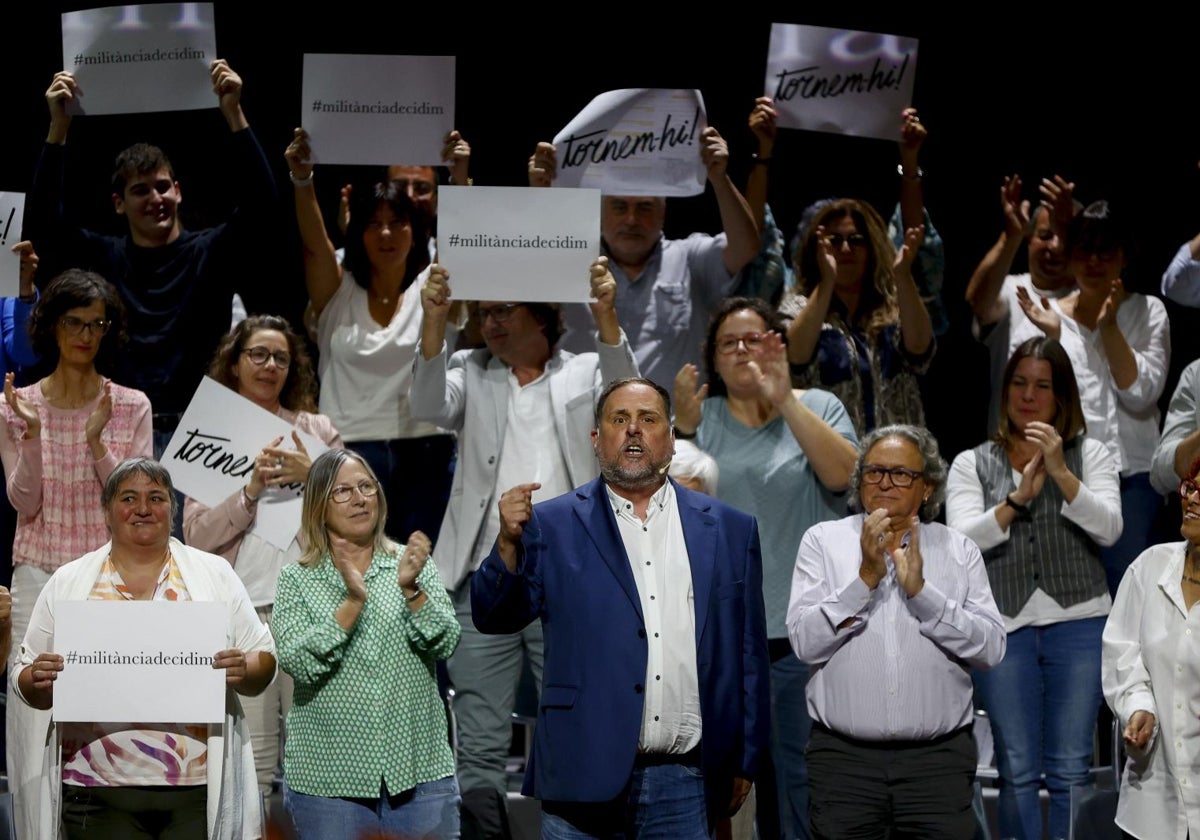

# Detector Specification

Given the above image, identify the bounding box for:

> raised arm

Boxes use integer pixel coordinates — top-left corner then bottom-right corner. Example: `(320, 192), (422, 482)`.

(700, 127), (759, 274)
(785, 233), (837, 365)
(746, 97), (777, 232)
(786, 524), (873, 665)
(893, 225), (934, 355)
(756, 332), (856, 490)
(965, 176), (1029, 325)
(285, 128), (341, 317)
(896, 108), (925, 230)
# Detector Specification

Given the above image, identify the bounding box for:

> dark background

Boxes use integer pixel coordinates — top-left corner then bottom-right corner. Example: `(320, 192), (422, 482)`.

(3, 5), (1198, 462)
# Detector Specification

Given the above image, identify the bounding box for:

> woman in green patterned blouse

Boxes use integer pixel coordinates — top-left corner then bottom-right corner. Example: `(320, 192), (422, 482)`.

(273, 449), (461, 838)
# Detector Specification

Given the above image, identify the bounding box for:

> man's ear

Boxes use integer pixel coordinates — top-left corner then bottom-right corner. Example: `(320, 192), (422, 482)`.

(112, 193), (125, 216)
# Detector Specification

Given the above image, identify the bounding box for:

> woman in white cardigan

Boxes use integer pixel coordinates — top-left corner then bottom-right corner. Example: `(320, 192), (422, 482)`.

(12, 458), (275, 840)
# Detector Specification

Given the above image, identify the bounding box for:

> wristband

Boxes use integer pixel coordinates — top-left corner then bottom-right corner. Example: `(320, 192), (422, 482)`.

(1003, 494), (1030, 516)
(897, 164), (923, 181)
(289, 171), (314, 187)
(674, 426), (697, 441)
(402, 580), (423, 602)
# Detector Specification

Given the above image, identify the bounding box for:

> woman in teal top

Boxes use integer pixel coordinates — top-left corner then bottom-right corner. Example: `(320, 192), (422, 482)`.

(675, 296), (858, 840)
(273, 449), (461, 839)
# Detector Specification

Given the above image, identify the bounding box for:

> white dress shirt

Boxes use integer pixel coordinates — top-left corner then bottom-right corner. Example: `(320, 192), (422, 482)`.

(787, 515), (1006, 740)
(607, 481), (702, 754)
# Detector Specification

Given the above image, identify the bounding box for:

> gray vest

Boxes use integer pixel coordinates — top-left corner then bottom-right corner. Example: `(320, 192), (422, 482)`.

(973, 438), (1108, 616)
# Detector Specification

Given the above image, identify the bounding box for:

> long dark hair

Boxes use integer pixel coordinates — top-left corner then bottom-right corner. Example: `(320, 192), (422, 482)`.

(342, 181), (431, 292)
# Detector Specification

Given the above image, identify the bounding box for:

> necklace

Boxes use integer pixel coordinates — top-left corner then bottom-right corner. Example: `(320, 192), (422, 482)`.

(1184, 573), (1200, 586)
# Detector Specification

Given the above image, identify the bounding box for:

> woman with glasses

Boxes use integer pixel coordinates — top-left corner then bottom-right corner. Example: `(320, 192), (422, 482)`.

(285, 129), (459, 542)
(273, 449), (461, 839)
(1102, 456), (1200, 840)
(182, 314), (342, 797)
(744, 100), (936, 439)
(674, 297), (857, 838)
(0, 269), (152, 832)
(947, 336), (1122, 840)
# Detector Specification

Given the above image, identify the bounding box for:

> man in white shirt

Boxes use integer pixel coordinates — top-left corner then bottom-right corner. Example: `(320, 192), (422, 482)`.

(410, 257), (637, 833)
(474, 378), (769, 837)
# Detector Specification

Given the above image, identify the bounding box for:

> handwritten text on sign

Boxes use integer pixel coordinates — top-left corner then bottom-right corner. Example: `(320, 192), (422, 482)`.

(62, 3), (217, 115)
(54, 601), (226, 723)
(552, 89), (707, 197)
(438, 186), (600, 303)
(765, 23), (917, 141)
(301, 54), (455, 166)
(0, 193), (26, 298)
(163, 377), (329, 550)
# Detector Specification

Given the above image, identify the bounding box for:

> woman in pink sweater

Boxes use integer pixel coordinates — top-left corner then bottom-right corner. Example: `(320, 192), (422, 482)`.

(1, 268), (152, 824)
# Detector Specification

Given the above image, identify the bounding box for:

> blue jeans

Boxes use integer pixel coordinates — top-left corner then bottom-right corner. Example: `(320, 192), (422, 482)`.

(540, 762), (712, 839)
(770, 653), (811, 840)
(283, 776), (461, 840)
(972, 617), (1105, 840)
(347, 435), (455, 543)
(1101, 472), (1162, 596)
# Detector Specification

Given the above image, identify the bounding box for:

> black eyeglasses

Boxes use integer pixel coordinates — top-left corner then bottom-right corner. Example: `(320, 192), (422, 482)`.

(715, 332), (766, 355)
(824, 233), (868, 249)
(242, 347), (291, 369)
(59, 316), (111, 337)
(1180, 478), (1200, 499)
(475, 304), (522, 324)
(862, 465), (925, 488)
(330, 480), (379, 504)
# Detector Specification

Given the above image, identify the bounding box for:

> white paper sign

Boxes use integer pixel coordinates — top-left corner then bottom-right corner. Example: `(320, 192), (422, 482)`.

(301, 54), (455, 166)
(162, 378), (329, 550)
(552, 89), (707, 197)
(54, 601), (226, 723)
(438, 186), (600, 303)
(61, 4), (218, 116)
(765, 23), (918, 141)
(0, 193), (25, 298)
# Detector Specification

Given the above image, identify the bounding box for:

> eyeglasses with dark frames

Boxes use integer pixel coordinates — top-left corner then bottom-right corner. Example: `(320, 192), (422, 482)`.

(861, 465), (925, 488)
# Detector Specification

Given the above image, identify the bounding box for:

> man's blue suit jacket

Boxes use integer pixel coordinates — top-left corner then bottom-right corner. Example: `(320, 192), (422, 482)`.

(472, 476), (770, 827)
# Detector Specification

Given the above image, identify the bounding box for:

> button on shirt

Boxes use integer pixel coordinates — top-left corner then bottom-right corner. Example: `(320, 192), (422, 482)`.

(787, 515), (1006, 740)
(607, 481), (702, 753)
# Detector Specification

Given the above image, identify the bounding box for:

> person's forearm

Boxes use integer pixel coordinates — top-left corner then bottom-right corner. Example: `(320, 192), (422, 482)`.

(786, 283), (834, 365)
(897, 151), (923, 231)
(895, 267), (934, 355)
(1100, 324), (1138, 390)
(745, 136), (774, 231)
(334, 596), (364, 633)
(593, 309), (620, 346)
(711, 174), (760, 273)
(778, 398), (855, 491)
(420, 314), (448, 361)
(965, 233), (1021, 323)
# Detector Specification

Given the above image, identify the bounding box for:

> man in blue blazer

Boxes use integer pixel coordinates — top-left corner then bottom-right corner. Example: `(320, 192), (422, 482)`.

(473, 377), (769, 838)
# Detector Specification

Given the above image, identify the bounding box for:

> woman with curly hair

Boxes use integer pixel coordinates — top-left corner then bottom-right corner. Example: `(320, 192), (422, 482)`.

(782, 198), (931, 437)
(0, 268), (152, 835)
(182, 313), (342, 796)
